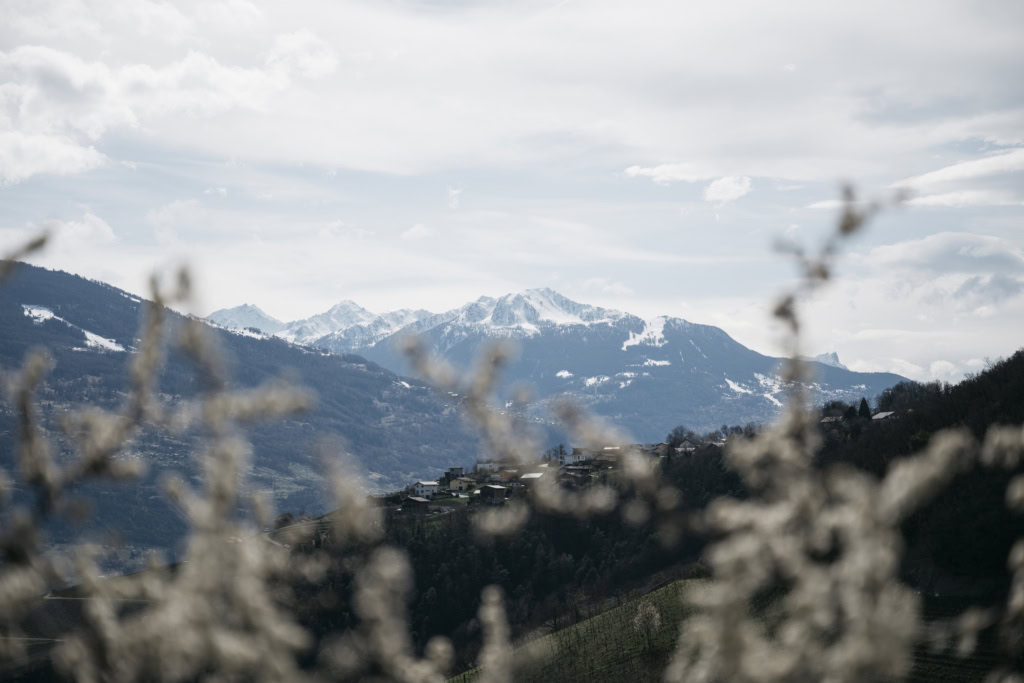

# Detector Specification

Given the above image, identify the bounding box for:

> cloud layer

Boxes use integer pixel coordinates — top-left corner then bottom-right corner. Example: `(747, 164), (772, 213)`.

(1, 0), (1023, 384)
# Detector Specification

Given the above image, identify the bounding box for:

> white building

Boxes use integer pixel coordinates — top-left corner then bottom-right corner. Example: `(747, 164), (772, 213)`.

(413, 481), (439, 498)
(559, 450), (593, 466)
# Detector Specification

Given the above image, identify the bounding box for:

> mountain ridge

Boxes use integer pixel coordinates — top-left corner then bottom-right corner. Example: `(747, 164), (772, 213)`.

(207, 288), (906, 438)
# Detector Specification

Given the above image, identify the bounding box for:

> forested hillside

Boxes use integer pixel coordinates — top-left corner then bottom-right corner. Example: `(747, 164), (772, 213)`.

(289, 351), (1024, 676)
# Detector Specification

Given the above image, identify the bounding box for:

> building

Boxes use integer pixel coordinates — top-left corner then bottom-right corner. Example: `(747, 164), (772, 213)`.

(480, 484), (507, 504)
(450, 476), (475, 492)
(561, 449), (596, 466)
(413, 481), (439, 498)
(520, 471), (546, 488)
(675, 440), (698, 454)
(439, 466), (466, 487)
(872, 411), (896, 421)
(404, 496), (430, 514)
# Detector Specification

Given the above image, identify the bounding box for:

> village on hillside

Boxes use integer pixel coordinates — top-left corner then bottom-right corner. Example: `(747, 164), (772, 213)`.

(377, 438), (719, 517)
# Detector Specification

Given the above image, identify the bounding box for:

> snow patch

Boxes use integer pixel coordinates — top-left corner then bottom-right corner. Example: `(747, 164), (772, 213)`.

(83, 330), (125, 352)
(23, 305), (124, 352)
(688, 339), (707, 359)
(584, 376), (610, 387)
(22, 305), (56, 323)
(643, 359), (671, 367)
(228, 327), (267, 339)
(754, 373), (785, 407)
(556, 370), (574, 379)
(622, 317), (667, 351)
(725, 378), (753, 395)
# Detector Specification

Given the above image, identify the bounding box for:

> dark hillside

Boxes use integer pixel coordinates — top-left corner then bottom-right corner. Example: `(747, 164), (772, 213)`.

(0, 263), (481, 566)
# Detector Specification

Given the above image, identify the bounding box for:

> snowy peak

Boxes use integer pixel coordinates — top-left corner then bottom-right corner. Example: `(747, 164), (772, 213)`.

(452, 288), (625, 332)
(207, 304), (285, 334)
(807, 352), (848, 370)
(279, 300), (377, 344)
(319, 307), (436, 348)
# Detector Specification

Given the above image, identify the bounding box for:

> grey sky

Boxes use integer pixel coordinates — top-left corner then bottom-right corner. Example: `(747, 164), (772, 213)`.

(1, 0), (1023, 382)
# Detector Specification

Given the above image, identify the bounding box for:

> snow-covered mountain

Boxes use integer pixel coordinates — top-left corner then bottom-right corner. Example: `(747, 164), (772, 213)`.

(207, 300), (436, 347)
(277, 300), (378, 343)
(207, 304), (285, 334)
(810, 352), (848, 370)
(208, 288), (905, 439)
(317, 308), (434, 351)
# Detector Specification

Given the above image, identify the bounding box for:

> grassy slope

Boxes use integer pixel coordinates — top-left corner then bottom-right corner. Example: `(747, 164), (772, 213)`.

(450, 579), (699, 683)
(450, 581), (1007, 682)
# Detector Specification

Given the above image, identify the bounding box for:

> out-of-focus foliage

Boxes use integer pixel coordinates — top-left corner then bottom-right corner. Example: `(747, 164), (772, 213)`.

(0, 187), (1022, 683)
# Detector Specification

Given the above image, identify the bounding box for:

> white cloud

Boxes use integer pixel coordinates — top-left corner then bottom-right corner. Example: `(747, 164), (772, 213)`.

(0, 35), (338, 182)
(48, 212), (117, 245)
(447, 186), (463, 209)
(704, 176), (752, 203)
(400, 223), (434, 241)
(0, 132), (107, 183)
(625, 163), (715, 185)
(581, 277), (633, 296)
(266, 29), (338, 79)
(905, 189), (1024, 208)
(893, 148), (1024, 190)
(869, 232), (1024, 274)
(929, 360), (960, 382)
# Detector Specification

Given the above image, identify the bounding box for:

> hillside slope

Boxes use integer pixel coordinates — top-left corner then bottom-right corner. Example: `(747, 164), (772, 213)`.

(0, 264), (480, 564)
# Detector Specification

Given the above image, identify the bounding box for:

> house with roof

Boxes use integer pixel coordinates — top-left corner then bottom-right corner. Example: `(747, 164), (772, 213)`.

(561, 449), (595, 466)
(404, 496), (431, 514)
(413, 481), (439, 498)
(480, 484), (507, 504)
(520, 471), (547, 488)
(450, 476), (476, 492)
(674, 440), (698, 454)
(872, 411), (897, 421)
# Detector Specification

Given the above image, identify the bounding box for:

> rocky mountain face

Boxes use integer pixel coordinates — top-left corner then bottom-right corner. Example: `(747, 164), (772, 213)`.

(211, 288), (906, 440)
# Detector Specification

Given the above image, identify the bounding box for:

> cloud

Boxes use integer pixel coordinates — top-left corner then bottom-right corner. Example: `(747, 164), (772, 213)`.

(0, 132), (107, 183)
(0, 34), (335, 182)
(869, 232), (1024, 275)
(704, 176), (752, 203)
(953, 273), (1024, 304)
(905, 189), (1024, 208)
(929, 360), (963, 382)
(400, 223), (434, 241)
(266, 29), (338, 79)
(44, 212), (118, 245)
(625, 163), (715, 185)
(893, 148), (1024, 190)
(448, 186), (463, 209)
(581, 277), (633, 296)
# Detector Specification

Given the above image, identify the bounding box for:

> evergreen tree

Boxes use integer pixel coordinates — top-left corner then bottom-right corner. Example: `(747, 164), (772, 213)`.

(858, 397), (871, 419)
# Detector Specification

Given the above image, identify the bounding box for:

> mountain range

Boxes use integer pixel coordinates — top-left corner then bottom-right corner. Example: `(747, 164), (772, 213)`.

(210, 288), (905, 438)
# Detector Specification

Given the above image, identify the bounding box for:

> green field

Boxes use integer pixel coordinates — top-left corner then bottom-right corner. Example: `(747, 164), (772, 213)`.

(449, 581), (1009, 682)
(450, 579), (699, 683)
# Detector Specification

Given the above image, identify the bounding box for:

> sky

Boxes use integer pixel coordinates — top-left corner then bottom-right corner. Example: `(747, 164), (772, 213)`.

(1, 0), (1023, 382)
